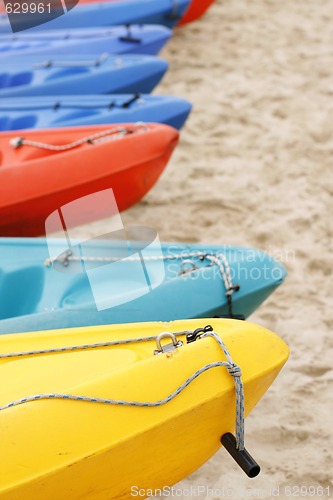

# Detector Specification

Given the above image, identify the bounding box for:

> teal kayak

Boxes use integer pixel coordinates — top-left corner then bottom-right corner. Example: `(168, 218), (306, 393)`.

(0, 237), (287, 334)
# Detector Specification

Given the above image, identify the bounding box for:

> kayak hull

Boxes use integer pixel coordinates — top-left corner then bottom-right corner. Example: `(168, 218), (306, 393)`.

(0, 95), (192, 131)
(0, 55), (168, 97)
(0, 319), (289, 499)
(0, 239), (287, 333)
(179, 0), (216, 25)
(0, 124), (179, 236)
(0, 0), (191, 32)
(0, 25), (172, 57)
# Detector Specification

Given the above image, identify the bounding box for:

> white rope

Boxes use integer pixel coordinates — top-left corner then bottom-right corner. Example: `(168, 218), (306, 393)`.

(9, 126), (140, 151)
(205, 254), (233, 291)
(45, 250), (205, 266)
(45, 251), (235, 298)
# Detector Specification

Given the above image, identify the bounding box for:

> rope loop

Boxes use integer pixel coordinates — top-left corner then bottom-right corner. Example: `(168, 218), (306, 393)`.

(44, 250), (241, 319)
(0, 327), (245, 450)
(9, 124), (146, 152)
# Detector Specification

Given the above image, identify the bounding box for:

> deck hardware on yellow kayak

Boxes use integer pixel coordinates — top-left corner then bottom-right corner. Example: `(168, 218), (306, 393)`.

(221, 433), (260, 478)
(185, 326), (259, 477)
(0, 326), (246, 456)
(153, 332), (183, 355)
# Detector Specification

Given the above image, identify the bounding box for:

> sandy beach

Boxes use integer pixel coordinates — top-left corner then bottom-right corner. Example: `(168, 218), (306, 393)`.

(75, 0), (333, 497)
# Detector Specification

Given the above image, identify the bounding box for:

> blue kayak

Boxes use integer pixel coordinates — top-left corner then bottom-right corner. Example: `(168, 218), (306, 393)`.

(0, 54), (168, 97)
(0, 25), (172, 57)
(0, 94), (192, 130)
(0, 237), (287, 334)
(0, 0), (190, 33)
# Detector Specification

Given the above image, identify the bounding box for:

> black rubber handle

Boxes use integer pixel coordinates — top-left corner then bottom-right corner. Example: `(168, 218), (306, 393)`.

(119, 36), (141, 44)
(221, 433), (260, 478)
(122, 93), (142, 109)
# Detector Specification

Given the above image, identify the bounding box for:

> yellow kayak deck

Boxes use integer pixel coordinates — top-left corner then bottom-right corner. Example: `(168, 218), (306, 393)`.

(0, 319), (289, 499)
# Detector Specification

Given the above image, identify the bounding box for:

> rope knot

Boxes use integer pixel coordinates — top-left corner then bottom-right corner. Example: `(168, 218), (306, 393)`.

(10, 137), (24, 149)
(227, 363), (242, 378)
(226, 284), (240, 296)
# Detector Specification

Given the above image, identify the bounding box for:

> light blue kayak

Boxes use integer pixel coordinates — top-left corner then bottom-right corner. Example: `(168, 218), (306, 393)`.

(0, 94), (192, 130)
(0, 25), (172, 57)
(0, 54), (168, 96)
(0, 0), (190, 33)
(0, 237), (287, 334)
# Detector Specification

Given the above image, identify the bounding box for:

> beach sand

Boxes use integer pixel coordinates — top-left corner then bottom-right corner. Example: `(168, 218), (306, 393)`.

(79, 0), (333, 497)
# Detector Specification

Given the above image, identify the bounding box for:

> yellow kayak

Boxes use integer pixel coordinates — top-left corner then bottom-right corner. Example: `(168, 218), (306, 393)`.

(0, 319), (289, 499)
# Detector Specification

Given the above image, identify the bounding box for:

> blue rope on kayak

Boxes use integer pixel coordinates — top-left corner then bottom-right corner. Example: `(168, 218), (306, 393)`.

(0, 335), (168, 358)
(0, 329), (245, 450)
(202, 331), (244, 450)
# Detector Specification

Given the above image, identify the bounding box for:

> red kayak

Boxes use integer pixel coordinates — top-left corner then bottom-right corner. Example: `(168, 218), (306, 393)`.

(179, 0), (215, 25)
(0, 123), (178, 237)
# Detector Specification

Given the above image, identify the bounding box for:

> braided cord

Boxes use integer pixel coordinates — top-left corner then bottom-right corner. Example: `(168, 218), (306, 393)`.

(45, 251), (236, 307)
(202, 331), (244, 449)
(9, 126), (137, 151)
(33, 53), (109, 68)
(0, 332), (190, 359)
(0, 329), (245, 449)
(0, 95), (143, 112)
(45, 250), (206, 266)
